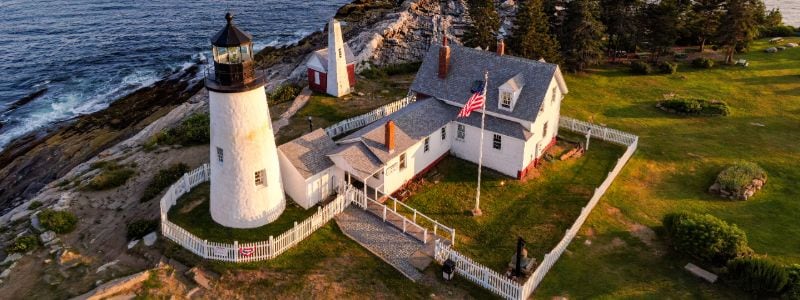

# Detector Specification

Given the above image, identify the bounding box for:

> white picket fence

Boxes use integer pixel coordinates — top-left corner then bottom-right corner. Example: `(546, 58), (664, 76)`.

(159, 164), (350, 262)
(348, 188), (457, 245)
(324, 95), (416, 138)
(433, 117), (639, 299)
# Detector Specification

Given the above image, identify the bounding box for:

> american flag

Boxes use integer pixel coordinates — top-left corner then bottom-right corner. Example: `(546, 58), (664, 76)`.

(457, 90), (486, 118)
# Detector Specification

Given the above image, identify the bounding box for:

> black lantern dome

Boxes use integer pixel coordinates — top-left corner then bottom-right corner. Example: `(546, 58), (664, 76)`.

(206, 13), (265, 93)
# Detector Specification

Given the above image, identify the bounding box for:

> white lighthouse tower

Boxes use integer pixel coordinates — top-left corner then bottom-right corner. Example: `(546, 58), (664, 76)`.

(326, 18), (351, 97)
(206, 13), (285, 228)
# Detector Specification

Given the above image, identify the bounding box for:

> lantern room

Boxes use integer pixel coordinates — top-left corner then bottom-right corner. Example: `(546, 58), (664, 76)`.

(206, 13), (265, 93)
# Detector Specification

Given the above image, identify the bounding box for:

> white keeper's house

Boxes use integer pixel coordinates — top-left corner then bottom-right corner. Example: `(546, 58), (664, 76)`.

(278, 38), (568, 208)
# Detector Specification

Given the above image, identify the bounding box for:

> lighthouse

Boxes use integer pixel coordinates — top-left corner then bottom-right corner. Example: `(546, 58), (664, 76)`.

(206, 13), (285, 228)
(306, 19), (356, 97)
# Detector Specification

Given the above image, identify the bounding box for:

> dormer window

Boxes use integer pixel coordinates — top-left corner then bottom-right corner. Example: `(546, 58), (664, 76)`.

(500, 92), (512, 109)
(498, 73), (524, 112)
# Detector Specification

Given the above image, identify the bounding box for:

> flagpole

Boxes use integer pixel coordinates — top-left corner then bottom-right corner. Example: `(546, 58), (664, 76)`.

(473, 70), (489, 217)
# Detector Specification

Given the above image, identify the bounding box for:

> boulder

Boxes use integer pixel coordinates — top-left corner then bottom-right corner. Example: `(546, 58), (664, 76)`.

(685, 263), (717, 283)
(142, 232), (157, 246)
(30, 213), (45, 233)
(708, 182), (721, 194)
(39, 231), (56, 244)
(766, 47), (778, 53)
(127, 239), (140, 249)
(787, 43), (798, 48)
(1, 253), (22, 265)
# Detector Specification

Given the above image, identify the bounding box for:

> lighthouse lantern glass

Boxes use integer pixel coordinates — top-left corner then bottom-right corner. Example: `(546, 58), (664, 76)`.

(212, 44), (252, 64)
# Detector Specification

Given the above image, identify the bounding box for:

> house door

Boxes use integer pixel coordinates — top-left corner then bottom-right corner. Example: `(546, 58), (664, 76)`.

(320, 172), (330, 201)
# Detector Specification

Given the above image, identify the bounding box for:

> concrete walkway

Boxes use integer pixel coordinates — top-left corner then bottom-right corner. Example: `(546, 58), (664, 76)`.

(335, 206), (430, 281)
(272, 87), (312, 133)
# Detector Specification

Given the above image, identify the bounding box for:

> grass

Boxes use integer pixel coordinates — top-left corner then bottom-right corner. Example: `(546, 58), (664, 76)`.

(167, 182), (318, 243)
(402, 135), (625, 271)
(275, 72), (415, 144)
(534, 38), (800, 298)
(140, 163), (189, 202)
(85, 160), (136, 191)
(143, 113), (209, 151)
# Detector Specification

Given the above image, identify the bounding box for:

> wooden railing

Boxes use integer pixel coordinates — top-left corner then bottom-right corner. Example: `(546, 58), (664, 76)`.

(324, 95), (416, 138)
(347, 187), (456, 245)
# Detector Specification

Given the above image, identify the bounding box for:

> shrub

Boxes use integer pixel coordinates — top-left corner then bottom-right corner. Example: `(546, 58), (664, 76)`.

(717, 161), (767, 195)
(268, 84), (302, 104)
(145, 113), (210, 150)
(662, 212), (751, 265)
(38, 209), (78, 234)
(727, 257), (789, 296)
(658, 61), (678, 74)
(28, 201), (43, 210)
(761, 25), (797, 38)
(140, 163), (190, 202)
(786, 264), (800, 299)
(659, 98), (731, 116)
(86, 161), (136, 190)
(630, 61), (653, 75)
(692, 58), (715, 69)
(6, 235), (39, 253)
(127, 219), (159, 240)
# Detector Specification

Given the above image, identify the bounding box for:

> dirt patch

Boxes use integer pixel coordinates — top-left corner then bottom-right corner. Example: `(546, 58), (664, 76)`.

(604, 205), (665, 255)
(178, 196), (205, 214)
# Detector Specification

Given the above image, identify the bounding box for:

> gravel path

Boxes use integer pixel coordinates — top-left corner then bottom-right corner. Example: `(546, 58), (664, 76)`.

(272, 87), (312, 133)
(335, 206), (425, 281)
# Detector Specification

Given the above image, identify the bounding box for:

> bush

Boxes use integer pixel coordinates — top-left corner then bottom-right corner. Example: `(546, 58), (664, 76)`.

(127, 219), (159, 240)
(268, 84), (302, 104)
(360, 62), (422, 79)
(86, 161), (136, 190)
(727, 257), (789, 296)
(630, 61), (653, 75)
(38, 209), (78, 234)
(662, 212), (751, 265)
(28, 201), (43, 210)
(786, 264), (800, 299)
(140, 163), (190, 202)
(692, 58), (715, 69)
(658, 61), (678, 74)
(6, 235), (39, 253)
(718, 161), (767, 194)
(659, 98), (731, 116)
(145, 114), (210, 150)
(761, 25), (797, 38)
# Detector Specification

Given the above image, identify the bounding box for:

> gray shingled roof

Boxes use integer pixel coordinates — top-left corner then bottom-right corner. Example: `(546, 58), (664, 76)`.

(327, 142), (383, 179)
(338, 98), (456, 162)
(278, 129), (336, 179)
(411, 44), (559, 122)
(454, 109), (533, 140)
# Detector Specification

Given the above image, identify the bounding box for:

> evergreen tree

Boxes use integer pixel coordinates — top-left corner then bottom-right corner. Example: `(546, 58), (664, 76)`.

(463, 0), (501, 50)
(716, 0), (761, 63)
(510, 0), (563, 64)
(689, 0), (725, 52)
(600, 0), (646, 59)
(645, 0), (684, 60)
(561, 0), (606, 72)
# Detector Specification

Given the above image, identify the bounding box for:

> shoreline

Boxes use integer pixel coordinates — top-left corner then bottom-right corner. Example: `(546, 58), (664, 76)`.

(0, 0), (413, 214)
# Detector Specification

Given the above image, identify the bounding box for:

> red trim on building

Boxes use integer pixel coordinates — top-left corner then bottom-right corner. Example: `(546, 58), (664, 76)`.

(347, 64), (357, 86)
(307, 64), (357, 94)
(517, 136), (558, 179)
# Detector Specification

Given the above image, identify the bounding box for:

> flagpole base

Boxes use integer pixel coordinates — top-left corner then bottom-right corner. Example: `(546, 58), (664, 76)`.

(471, 208), (483, 217)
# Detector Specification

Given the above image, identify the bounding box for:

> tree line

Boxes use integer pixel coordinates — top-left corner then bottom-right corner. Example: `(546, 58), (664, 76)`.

(462, 0), (790, 72)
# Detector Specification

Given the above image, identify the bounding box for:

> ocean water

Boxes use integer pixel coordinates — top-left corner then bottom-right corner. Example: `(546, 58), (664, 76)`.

(0, 0), (351, 151)
(767, 0), (800, 27)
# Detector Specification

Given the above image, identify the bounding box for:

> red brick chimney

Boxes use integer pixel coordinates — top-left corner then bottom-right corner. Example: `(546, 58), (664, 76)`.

(385, 120), (395, 152)
(438, 35), (451, 79)
(497, 39), (505, 56)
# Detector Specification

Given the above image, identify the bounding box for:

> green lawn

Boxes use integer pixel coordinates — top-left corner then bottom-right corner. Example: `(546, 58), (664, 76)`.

(167, 182), (317, 243)
(402, 136), (626, 271)
(535, 38), (800, 298)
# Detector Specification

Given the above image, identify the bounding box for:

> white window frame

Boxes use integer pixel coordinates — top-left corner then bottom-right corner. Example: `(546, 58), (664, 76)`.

(216, 147), (223, 163)
(424, 137), (430, 152)
(456, 124), (465, 141)
(314, 71), (320, 85)
(492, 134), (502, 150)
(399, 153), (407, 170)
(255, 169), (267, 186)
(551, 87), (557, 103)
(543, 122), (549, 138)
(441, 127), (446, 140)
(500, 92), (512, 109)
